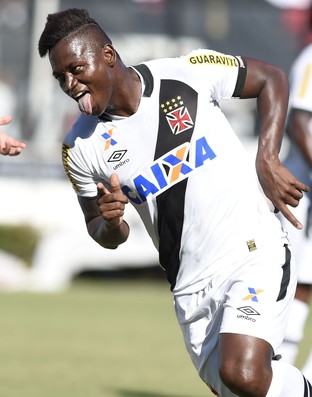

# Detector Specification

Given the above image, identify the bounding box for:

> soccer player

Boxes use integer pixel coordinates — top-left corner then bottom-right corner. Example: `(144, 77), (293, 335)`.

(38, 8), (312, 397)
(0, 115), (26, 156)
(277, 7), (312, 382)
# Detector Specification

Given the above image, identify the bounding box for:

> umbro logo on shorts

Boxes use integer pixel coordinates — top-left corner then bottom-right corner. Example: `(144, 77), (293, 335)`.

(237, 306), (260, 322)
(108, 150), (127, 162)
(237, 306), (260, 316)
(108, 150), (130, 170)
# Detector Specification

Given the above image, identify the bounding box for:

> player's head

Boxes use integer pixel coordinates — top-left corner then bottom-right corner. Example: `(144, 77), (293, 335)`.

(38, 8), (121, 117)
(38, 8), (112, 57)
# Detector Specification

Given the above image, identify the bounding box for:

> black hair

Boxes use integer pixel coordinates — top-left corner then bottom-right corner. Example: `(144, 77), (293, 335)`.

(38, 8), (110, 57)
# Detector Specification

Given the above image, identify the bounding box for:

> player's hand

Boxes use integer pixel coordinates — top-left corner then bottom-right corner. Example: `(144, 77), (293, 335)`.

(96, 173), (129, 229)
(0, 115), (26, 156)
(256, 157), (309, 229)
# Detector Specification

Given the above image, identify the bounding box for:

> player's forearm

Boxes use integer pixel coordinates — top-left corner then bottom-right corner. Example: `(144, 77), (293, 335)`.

(241, 58), (289, 166)
(255, 68), (289, 168)
(86, 216), (130, 249)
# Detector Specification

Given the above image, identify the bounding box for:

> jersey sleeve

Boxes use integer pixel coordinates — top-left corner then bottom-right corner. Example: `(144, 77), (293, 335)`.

(232, 56), (247, 97)
(62, 115), (99, 198)
(289, 46), (312, 113)
(184, 49), (247, 101)
(62, 142), (98, 197)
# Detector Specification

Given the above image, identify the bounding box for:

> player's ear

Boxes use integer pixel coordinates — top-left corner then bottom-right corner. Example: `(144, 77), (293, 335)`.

(103, 44), (117, 66)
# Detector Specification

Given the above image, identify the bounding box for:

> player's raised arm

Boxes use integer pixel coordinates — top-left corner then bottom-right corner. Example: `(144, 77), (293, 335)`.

(240, 58), (309, 229)
(0, 115), (26, 156)
(78, 173), (129, 249)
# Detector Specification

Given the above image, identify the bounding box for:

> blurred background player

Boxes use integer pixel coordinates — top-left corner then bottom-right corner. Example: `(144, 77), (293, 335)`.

(277, 5), (312, 382)
(0, 115), (26, 156)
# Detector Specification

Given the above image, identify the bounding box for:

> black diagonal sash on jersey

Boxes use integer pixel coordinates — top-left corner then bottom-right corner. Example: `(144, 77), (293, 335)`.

(303, 374), (312, 397)
(155, 79), (198, 290)
(276, 245), (291, 302)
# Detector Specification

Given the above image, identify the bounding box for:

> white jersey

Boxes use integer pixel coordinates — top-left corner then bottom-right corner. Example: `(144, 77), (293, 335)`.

(284, 43), (312, 185)
(62, 49), (287, 294)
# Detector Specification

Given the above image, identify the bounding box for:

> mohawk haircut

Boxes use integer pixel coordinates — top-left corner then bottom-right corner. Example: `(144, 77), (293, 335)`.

(38, 8), (109, 57)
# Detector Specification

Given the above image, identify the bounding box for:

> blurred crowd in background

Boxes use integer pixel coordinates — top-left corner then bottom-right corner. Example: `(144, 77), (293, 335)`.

(0, 0), (311, 162)
(0, 0), (312, 291)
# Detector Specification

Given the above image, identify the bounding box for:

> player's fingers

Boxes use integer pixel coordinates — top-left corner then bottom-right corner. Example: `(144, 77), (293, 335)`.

(283, 194), (301, 208)
(97, 182), (110, 197)
(296, 182), (309, 194)
(291, 190), (304, 202)
(110, 173), (122, 193)
(280, 204), (303, 230)
(0, 115), (12, 126)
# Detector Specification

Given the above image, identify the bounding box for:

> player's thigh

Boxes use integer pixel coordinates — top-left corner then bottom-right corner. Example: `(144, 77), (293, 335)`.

(220, 244), (297, 354)
(218, 333), (273, 387)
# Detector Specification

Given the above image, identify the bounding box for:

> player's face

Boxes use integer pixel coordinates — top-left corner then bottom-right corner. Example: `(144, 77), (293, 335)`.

(49, 35), (115, 117)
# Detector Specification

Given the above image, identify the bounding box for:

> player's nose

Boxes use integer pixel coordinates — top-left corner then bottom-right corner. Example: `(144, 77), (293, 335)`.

(64, 72), (78, 94)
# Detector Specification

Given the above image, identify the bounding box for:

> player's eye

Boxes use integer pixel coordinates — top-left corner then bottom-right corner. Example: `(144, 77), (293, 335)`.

(71, 65), (82, 75)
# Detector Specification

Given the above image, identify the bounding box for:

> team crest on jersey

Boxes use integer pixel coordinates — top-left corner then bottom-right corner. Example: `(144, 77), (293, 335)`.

(161, 96), (194, 135)
(102, 128), (117, 150)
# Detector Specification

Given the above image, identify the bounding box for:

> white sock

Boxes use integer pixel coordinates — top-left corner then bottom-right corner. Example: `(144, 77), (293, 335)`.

(266, 360), (310, 397)
(303, 350), (312, 384)
(278, 299), (309, 364)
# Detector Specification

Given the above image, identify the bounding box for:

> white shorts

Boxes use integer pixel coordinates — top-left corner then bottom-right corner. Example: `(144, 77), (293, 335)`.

(278, 194), (312, 284)
(174, 244), (297, 397)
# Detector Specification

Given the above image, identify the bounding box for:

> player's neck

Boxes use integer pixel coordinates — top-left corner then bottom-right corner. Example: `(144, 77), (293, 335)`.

(106, 67), (142, 117)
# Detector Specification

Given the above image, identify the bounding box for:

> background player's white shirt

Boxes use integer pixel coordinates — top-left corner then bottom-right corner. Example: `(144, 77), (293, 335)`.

(289, 43), (312, 113)
(284, 43), (312, 186)
(63, 49), (287, 294)
(279, 43), (312, 284)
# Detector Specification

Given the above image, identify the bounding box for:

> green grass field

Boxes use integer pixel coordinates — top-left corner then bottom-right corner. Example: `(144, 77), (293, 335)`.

(0, 278), (311, 397)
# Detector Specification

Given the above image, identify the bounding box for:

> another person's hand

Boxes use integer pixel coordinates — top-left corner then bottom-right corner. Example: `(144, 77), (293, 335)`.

(0, 115), (26, 156)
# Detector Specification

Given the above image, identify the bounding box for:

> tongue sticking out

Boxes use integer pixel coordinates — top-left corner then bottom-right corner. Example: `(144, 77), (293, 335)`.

(78, 93), (92, 116)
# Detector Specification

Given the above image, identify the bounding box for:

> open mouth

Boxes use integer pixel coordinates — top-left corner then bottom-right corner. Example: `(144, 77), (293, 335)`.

(74, 91), (88, 102)
(75, 91), (92, 116)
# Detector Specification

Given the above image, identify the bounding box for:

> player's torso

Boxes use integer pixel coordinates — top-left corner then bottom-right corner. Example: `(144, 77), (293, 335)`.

(67, 54), (286, 292)
(87, 65), (226, 246)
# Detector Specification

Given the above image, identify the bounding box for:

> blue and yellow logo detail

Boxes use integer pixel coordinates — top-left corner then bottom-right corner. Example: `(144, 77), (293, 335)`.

(122, 136), (216, 204)
(102, 128), (117, 150)
(163, 146), (193, 183)
(243, 288), (264, 302)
